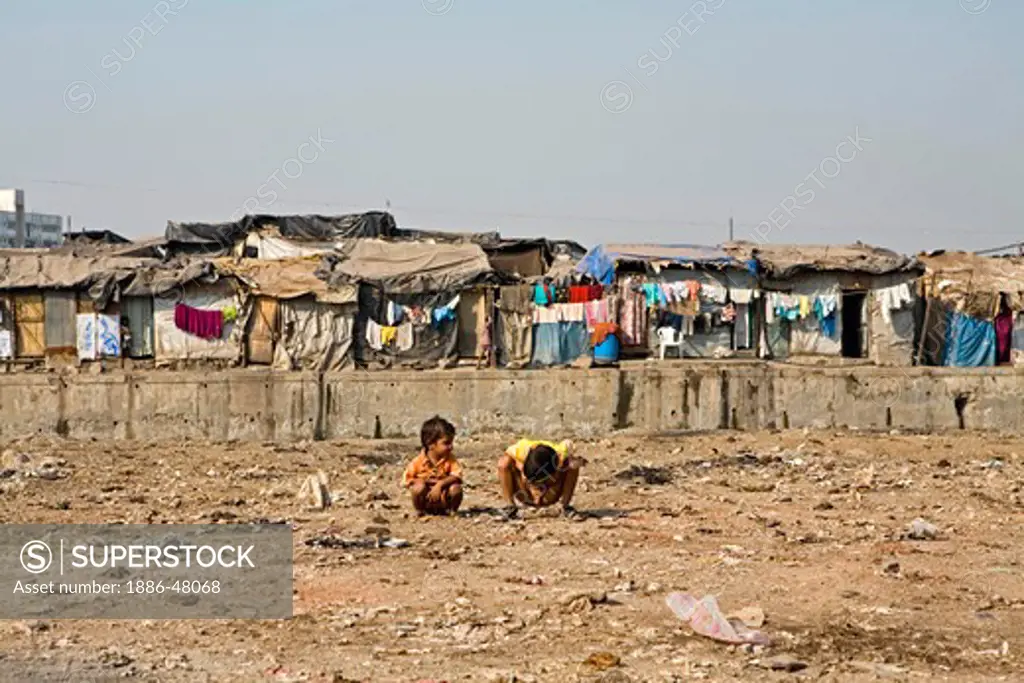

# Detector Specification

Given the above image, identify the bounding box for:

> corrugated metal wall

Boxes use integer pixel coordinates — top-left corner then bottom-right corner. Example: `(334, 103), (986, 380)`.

(44, 291), (76, 350)
(122, 296), (154, 358)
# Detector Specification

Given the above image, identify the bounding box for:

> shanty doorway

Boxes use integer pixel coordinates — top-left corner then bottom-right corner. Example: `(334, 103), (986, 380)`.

(841, 290), (866, 358)
(247, 296), (279, 365)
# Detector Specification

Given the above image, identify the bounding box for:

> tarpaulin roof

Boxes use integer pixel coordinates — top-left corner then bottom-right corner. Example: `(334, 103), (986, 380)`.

(919, 251), (1024, 315)
(62, 229), (132, 245)
(166, 212), (398, 246)
(392, 227), (502, 245)
(214, 257), (356, 304)
(319, 239), (493, 294)
(48, 236), (167, 259)
(120, 260), (219, 297)
(725, 241), (919, 278)
(577, 243), (745, 285)
(0, 253), (157, 290)
(0, 252), (168, 309)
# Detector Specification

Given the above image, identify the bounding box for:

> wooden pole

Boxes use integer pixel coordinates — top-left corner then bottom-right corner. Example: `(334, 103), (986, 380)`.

(915, 273), (935, 366)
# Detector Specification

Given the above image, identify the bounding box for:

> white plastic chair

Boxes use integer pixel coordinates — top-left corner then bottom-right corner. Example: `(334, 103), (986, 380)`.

(657, 326), (684, 360)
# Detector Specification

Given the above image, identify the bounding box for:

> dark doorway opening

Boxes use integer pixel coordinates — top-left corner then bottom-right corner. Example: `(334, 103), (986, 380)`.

(841, 291), (866, 358)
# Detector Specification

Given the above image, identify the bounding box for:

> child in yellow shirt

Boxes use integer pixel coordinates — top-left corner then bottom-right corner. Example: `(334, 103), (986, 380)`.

(403, 416), (463, 516)
(497, 438), (583, 519)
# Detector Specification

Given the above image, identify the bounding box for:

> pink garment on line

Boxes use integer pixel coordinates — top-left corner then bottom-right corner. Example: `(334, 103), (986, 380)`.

(618, 277), (647, 346)
(174, 304), (223, 340)
(584, 299), (610, 330)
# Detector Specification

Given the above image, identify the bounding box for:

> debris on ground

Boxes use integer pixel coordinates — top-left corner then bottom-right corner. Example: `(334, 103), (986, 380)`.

(613, 465), (674, 485)
(303, 535), (409, 550)
(0, 431), (1021, 680)
(906, 518), (939, 541)
(727, 606), (766, 629)
(582, 652), (621, 671)
(298, 470), (332, 509)
(756, 654), (807, 672)
(665, 593), (771, 645)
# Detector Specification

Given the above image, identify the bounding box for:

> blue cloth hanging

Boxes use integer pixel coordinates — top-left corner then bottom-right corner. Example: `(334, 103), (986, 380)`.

(531, 322), (588, 367)
(944, 311), (995, 367)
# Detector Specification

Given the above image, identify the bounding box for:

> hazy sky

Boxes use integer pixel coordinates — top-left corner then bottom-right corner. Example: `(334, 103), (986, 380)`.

(1, 1), (1020, 253)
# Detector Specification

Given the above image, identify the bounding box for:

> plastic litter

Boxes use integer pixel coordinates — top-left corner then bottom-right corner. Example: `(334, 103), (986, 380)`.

(666, 593), (771, 645)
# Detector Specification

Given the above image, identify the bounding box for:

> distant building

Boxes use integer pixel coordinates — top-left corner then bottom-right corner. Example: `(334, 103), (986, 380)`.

(0, 189), (64, 249)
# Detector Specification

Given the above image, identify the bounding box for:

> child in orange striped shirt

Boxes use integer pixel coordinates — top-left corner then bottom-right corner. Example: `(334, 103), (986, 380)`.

(403, 416), (463, 516)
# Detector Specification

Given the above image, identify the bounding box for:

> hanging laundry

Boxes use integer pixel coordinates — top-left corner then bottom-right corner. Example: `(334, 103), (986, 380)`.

(431, 295), (460, 328)
(798, 296), (811, 319)
(405, 305), (432, 326)
(720, 303), (736, 323)
(588, 284), (604, 301)
(814, 294), (838, 319)
(386, 301), (403, 326)
(733, 304), (750, 349)
(659, 283), (675, 304)
(945, 311), (996, 367)
(174, 304), (223, 340)
(814, 295), (839, 338)
(773, 294), (800, 322)
(396, 322), (415, 351)
(729, 288), (754, 305)
(685, 280), (700, 300)
(431, 307), (455, 327)
(618, 276), (648, 347)
(0, 330), (11, 360)
(569, 286), (590, 304)
(365, 319), (384, 351)
(995, 309), (1013, 364)
(674, 296), (700, 317)
(498, 285), (533, 313)
(381, 326), (398, 347)
(222, 305), (239, 323)
(642, 283), (665, 308)
(533, 306), (560, 324)
(818, 312), (837, 338)
(878, 283), (914, 325)
(558, 302), (585, 323)
(533, 283), (552, 306)
(531, 321), (588, 367)
(584, 299), (610, 330)
(700, 282), (727, 304)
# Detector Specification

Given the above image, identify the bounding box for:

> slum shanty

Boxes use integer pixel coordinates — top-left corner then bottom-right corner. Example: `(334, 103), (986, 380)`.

(0, 212), (1022, 370)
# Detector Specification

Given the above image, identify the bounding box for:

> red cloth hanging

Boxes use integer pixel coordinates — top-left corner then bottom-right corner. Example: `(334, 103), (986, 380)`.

(569, 286), (590, 303)
(174, 304), (224, 340)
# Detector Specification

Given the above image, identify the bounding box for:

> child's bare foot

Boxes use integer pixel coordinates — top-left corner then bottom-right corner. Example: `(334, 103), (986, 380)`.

(501, 504), (519, 521)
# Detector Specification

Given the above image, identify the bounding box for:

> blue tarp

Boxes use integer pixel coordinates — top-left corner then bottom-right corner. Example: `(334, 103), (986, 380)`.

(944, 311), (995, 367)
(576, 243), (743, 285)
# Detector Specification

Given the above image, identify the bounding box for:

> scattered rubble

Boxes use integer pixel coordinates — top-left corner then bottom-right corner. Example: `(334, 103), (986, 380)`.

(906, 518), (939, 541)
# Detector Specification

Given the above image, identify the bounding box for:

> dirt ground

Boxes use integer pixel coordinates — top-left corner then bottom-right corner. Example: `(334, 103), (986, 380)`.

(0, 429), (1021, 682)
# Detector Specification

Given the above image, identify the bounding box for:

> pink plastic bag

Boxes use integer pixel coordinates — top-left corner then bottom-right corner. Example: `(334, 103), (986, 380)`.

(666, 593), (771, 645)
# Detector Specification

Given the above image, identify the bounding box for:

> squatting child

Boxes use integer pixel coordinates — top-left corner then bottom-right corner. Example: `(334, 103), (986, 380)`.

(497, 438), (583, 519)
(403, 416), (463, 515)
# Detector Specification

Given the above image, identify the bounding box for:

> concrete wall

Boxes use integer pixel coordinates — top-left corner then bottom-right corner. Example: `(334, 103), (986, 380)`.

(1, 364), (1023, 442)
